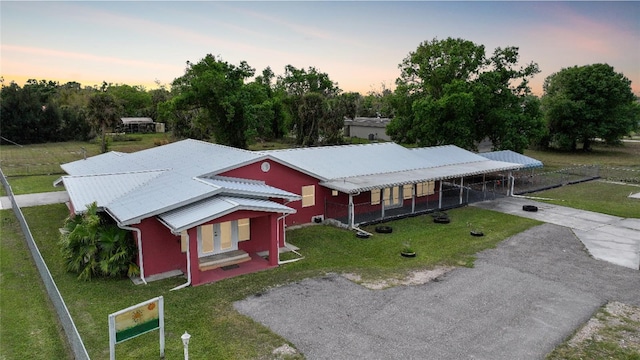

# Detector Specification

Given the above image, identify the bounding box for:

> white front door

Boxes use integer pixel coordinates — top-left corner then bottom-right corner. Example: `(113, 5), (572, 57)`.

(199, 221), (238, 257)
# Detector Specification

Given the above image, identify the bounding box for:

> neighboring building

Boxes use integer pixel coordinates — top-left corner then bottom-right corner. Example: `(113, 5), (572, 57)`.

(119, 117), (164, 133)
(58, 139), (532, 286)
(344, 117), (391, 141)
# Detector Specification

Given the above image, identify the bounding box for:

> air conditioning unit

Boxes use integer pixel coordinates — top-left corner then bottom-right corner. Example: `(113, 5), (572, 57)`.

(312, 215), (324, 223)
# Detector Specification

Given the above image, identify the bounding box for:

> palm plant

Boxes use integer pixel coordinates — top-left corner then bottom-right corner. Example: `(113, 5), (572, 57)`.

(60, 202), (139, 280)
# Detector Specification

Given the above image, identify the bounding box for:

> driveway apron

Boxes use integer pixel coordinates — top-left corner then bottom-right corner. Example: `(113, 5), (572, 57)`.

(471, 197), (640, 270)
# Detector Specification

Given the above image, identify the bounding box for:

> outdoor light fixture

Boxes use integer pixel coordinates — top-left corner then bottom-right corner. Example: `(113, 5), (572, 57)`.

(181, 332), (191, 360)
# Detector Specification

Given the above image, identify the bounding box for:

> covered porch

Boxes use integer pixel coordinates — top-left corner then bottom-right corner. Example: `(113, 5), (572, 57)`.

(322, 161), (521, 228)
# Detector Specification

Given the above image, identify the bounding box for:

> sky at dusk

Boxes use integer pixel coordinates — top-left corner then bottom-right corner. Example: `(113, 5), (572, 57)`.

(1, 1), (639, 96)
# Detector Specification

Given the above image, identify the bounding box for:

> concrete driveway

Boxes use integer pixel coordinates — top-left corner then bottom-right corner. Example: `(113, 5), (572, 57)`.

(472, 197), (640, 270)
(0, 191), (69, 210)
(235, 203), (640, 359)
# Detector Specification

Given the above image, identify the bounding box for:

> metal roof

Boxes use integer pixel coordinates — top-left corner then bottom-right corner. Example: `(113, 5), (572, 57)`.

(478, 150), (543, 169)
(261, 142), (434, 180)
(157, 196), (296, 234)
(121, 117), (154, 124)
(62, 170), (166, 212)
(62, 139), (262, 176)
(320, 160), (522, 193)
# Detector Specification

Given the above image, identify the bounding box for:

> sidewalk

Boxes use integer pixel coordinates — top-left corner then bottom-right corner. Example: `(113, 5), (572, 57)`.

(472, 197), (640, 270)
(0, 191), (69, 210)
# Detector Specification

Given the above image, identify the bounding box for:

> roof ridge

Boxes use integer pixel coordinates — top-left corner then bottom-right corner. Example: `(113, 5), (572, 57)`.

(257, 141), (397, 154)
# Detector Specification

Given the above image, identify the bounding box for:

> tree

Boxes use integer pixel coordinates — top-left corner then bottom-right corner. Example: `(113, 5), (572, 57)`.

(542, 63), (639, 151)
(277, 65), (341, 145)
(87, 92), (121, 153)
(170, 54), (256, 148)
(59, 202), (139, 281)
(388, 37), (544, 152)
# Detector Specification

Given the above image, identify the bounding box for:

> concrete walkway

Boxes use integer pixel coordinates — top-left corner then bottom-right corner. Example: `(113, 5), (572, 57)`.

(0, 191), (69, 210)
(472, 197), (640, 270)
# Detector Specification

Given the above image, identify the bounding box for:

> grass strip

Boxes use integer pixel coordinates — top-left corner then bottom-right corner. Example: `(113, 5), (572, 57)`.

(0, 209), (71, 359)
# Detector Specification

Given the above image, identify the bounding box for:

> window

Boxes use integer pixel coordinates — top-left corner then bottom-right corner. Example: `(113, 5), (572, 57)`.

(302, 185), (315, 207)
(332, 189), (338, 196)
(371, 188), (381, 205)
(403, 184), (413, 200)
(416, 181), (436, 197)
(238, 218), (250, 241)
(180, 231), (188, 253)
(384, 186), (401, 207)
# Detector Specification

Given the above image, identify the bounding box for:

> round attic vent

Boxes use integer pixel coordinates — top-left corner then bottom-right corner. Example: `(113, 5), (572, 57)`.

(261, 161), (271, 172)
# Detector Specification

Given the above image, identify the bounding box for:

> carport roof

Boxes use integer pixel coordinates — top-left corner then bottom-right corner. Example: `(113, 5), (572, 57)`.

(321, 160), (521, 193)
(479, 150), (543, 169)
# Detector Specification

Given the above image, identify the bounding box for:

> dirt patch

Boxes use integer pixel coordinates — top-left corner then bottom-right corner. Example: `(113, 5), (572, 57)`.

(567, 301), (640, 350)
(342, 266), (455, 290)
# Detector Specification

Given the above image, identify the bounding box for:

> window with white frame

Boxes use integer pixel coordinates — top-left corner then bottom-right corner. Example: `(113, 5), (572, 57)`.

(302, 185), (315, 207)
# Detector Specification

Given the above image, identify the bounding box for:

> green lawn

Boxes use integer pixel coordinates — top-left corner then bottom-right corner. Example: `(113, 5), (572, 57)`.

(0, 210), (71, 360)
(525, 141), (640, 172)
(4, 174), (65, 195)
(535, 181), (640, 219)
(13, 204), (539, 359)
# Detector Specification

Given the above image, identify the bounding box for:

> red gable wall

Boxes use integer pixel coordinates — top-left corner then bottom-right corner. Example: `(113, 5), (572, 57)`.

(221, 159), (328, 226)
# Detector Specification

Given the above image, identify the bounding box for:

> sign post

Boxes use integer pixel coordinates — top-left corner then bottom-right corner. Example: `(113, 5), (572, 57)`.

(109, 296), (164, 360)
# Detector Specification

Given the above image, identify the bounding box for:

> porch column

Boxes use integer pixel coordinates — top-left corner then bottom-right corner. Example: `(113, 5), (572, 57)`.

(507, 170), (513, 196)
(268, 214), (279, 266)
(438, 181), (443, 209)
(188, 227), (200, 286)
(459, 177), (464, 205)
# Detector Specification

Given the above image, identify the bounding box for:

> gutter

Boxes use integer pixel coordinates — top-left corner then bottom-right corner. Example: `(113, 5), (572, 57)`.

(118, 223), (147, 285)
(171, 231), (191, 291)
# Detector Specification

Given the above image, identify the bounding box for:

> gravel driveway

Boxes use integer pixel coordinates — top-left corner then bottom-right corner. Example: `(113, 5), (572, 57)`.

(234, 224), (640, 359)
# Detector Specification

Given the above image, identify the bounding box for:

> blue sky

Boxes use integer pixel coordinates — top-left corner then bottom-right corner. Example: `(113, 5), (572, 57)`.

(2, 1), (639, 96)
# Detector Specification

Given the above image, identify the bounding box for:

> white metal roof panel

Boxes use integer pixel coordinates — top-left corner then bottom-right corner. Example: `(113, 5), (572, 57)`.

(62, 170), (166, 213)
(61, 139), (262, 177)
(199, 176), (301, 201)
(410, 146), (490, 167)
(479, 150), (543, 169)
(320, 160), (522, 193)
(106, 172), (221, 224)
(158, 196), (296, 233)
(261, 142), (433, 180)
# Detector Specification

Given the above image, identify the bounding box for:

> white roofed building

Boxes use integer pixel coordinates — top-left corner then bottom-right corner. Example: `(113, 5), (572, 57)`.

(58, 139), (538, 286)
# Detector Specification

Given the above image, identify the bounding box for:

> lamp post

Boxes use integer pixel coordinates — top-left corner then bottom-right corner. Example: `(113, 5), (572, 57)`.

(181, 332), (191, 360)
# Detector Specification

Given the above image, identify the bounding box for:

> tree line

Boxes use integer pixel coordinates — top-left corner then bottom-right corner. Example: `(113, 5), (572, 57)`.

(1, 37), (638, 153)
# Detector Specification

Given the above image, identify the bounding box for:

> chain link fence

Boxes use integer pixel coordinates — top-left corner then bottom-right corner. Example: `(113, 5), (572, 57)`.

(0, 168), (90, 360)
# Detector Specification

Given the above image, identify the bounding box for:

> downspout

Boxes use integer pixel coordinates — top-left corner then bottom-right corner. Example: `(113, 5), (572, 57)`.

(118, 224), (146, 285)
(278, 212), (304, 264)
(438, 181), (443, 209)
(171, 231), (191, 291)
(349, 193), (354, 229)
